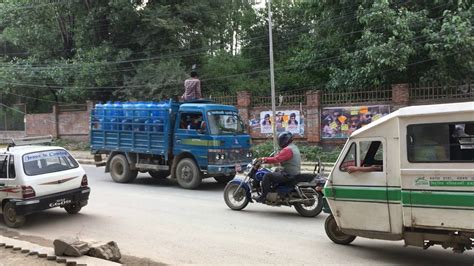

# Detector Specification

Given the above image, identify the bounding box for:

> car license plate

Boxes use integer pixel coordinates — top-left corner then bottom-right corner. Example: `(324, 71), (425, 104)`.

(235, 164), (242, 172)
(49, 198), (71, 208)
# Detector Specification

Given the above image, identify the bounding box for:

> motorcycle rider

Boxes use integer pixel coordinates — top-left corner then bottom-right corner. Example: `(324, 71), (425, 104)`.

(254, 131), (301, 203)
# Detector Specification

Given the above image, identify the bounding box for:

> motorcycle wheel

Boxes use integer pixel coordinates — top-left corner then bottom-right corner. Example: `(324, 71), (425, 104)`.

(293, 191), (323, 217)
(223, 182), (250, 210)
(325, 214), (356, 245)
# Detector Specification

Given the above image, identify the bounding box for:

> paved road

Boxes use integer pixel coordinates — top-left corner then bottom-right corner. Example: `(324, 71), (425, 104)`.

(2, 165), (473, 264)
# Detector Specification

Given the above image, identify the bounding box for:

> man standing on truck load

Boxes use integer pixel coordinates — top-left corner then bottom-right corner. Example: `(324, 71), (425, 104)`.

(181, 71), (202, 101)
(254, 131), (301, 203)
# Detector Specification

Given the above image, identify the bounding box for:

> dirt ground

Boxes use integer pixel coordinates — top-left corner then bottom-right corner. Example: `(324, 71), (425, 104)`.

(0, 248), (58, 265)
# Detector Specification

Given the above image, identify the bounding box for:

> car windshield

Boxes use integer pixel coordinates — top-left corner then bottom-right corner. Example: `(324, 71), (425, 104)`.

(207, 110), (246, 135)
(23, 149), (79, 176)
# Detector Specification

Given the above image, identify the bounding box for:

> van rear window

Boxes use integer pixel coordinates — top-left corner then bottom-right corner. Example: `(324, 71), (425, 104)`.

(23, 150), (79, 176)
(407, 122), (474, 162)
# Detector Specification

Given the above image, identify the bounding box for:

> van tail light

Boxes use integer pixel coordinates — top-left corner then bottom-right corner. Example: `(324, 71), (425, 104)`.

(81, 174), (88, 187)
(21, 186), (36, 199)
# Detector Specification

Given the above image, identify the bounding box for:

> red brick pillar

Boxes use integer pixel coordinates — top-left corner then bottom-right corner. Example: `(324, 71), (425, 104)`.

(392, 83), (410, 110)
(306, 91), (321, 143)
(237, 91), (251, 131)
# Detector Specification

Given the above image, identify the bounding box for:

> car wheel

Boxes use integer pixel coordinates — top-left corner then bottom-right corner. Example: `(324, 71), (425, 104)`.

(64, 203), (82, 214)
(176, 158), (202, 189)
(110, 154), (138, 183)
(3, 202), (26, 228)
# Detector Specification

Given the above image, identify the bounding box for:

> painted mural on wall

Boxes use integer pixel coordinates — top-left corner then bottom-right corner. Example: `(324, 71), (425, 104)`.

(249, 110), (304, 136)
(321, 105), (390, 138)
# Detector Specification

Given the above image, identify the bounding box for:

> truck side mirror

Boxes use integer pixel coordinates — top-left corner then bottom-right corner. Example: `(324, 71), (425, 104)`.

(197, 121), (207, 134)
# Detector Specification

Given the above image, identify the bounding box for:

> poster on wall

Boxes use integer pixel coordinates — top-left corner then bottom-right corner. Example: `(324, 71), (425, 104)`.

(321, 105), (390, 138)
(249, 110), (304, 136)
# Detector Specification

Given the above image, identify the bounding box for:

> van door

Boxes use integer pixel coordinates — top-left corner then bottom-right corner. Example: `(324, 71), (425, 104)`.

(331, 138), (391, 232)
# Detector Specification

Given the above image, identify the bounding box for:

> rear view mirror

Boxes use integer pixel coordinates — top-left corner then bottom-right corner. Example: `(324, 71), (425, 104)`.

(197, 121), (207, 134)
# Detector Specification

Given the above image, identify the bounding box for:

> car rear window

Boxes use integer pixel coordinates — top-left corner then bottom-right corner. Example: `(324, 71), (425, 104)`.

(23, 149), (79, 176)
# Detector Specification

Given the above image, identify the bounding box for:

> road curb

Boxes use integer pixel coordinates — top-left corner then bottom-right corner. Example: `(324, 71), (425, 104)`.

(0, 236), (120, 265)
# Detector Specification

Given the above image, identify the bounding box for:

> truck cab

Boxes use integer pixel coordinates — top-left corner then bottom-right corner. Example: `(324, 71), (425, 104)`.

(91, 99), (252, 189)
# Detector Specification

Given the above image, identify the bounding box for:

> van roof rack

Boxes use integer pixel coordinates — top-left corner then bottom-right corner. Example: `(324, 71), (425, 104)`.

(7, 135), (53, 150)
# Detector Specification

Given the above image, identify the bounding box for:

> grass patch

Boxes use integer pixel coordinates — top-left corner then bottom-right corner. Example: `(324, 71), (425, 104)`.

(52, 139), (90, 151)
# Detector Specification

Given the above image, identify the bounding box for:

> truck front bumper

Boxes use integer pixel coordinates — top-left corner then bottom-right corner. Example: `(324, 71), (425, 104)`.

(207, 163), (249, 176)
(13, 187), (91, 216)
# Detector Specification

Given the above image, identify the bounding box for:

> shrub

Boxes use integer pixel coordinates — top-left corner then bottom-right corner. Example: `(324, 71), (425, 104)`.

(251, 141), (341, 163)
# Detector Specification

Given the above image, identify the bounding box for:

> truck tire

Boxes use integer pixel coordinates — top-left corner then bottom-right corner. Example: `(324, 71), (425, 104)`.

(3, 202), (26, 228)
(110, 154), (138, 183)
(325, 214), (356, 245)
(149, 170), (170, 179)
(176, 158), (202, 189)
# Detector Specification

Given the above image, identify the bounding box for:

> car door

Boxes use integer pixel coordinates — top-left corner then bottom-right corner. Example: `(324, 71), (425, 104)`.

(331, 138), (392, 233)
(0, 155), (13, 199)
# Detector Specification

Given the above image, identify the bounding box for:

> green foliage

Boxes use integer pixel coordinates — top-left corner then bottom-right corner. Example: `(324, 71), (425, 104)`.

(251, 141), (342, 163)
(0, 0), (471, 111)
(52, 138), (90, 151)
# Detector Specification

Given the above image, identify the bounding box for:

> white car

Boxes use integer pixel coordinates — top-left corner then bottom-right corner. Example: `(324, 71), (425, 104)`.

(0, 142), (90, 227)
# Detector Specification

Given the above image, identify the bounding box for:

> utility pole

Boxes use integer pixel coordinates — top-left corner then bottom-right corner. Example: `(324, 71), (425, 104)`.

(268, 0), (278, 152)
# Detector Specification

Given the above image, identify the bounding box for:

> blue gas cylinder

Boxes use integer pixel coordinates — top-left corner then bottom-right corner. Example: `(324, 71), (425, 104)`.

(103, 101), (114, 130)
(93, 102), (104, 129)
(111, 102), (123, 130)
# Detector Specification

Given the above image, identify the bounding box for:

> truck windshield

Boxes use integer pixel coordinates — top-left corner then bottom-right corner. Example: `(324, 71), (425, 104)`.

(23, 149), (79, 176)
(207, 111), (245, 135)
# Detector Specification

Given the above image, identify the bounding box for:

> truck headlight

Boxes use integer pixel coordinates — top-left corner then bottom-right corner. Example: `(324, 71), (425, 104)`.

(221, 154), (225, 160)
(215, 154), (221, 160)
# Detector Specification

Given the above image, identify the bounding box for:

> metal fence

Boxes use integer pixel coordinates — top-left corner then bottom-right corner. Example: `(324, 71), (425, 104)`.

(321, 86), (392, 106)
(0, 104), (25, 131)
(409, 82), (474, 102)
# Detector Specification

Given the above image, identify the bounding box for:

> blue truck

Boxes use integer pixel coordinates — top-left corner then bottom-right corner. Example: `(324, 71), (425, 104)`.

(90, 99), (252, 189)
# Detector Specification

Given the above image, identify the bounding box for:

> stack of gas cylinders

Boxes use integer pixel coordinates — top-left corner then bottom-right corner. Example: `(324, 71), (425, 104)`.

(92, 101), (170, 132)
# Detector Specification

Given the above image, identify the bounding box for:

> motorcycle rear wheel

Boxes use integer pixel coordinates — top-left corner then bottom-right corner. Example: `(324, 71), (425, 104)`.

(224, 183), (250, 210)
(293, 191), (323, 217)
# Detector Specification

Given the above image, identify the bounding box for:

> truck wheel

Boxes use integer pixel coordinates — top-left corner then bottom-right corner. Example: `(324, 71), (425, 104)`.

(325, 214), (356, 245)
(149, 170), (170, 179)
(110, 154), (138, 183)
(64, 203), (82, 214)
(176, 158), (202, 189)
(214, 175), (235, 184)
(3, 202), (26, 228)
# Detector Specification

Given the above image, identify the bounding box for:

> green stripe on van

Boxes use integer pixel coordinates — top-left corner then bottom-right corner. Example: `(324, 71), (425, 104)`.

(325, 186), (474, 208)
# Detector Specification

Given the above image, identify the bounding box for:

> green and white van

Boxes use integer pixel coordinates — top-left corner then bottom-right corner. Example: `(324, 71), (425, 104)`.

(324, 101), (474, 253)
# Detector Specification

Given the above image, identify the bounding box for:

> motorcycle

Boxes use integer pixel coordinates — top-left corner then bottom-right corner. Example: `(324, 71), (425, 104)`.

(223, 157), (326, 217)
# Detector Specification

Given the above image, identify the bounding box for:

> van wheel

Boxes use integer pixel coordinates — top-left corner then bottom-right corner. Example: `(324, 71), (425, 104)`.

(176, 158), (202, 189)
(64, 203), (82, 214)
(3, 202), (26, 228)
(110, 154), (138, 183)
(325, 214), (356, 245)
(149, 170), (170, 179)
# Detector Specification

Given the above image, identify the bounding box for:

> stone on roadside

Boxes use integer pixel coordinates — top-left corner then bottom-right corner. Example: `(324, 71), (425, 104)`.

(53, 237), (90, 257)
(87, 241), (121, 262)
